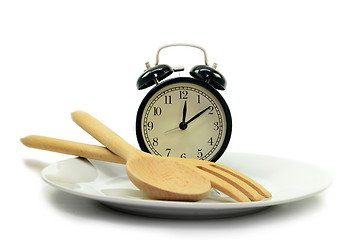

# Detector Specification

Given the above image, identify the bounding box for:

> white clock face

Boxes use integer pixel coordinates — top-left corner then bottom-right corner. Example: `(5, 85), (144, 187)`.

(138, 81), (230, 161)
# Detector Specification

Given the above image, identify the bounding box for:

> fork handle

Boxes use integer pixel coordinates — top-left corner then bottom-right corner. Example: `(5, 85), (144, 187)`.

(20, 135), (126, 164)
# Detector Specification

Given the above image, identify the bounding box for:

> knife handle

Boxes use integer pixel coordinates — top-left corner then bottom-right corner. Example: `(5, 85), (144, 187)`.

(20, 135), (126, 164)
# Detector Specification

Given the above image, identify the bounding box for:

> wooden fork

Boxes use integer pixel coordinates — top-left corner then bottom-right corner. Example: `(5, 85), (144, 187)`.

(21, 135), (272, 202)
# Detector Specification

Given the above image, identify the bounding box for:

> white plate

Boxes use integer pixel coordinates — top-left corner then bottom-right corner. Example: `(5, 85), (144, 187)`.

(41, 152), (332, 219)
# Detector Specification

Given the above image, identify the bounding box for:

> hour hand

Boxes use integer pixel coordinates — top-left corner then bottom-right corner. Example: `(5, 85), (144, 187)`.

(185, 106), (211, 125)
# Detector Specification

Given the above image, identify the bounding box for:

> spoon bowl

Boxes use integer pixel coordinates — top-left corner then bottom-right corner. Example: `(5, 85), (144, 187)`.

(126, 155), (210, 201)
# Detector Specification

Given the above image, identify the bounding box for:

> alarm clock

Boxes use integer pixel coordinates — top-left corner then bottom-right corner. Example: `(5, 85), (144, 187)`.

(136, 44), (232, 162)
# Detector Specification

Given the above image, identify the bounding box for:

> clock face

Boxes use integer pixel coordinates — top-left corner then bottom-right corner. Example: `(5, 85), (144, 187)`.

(136, 78), (232, 162)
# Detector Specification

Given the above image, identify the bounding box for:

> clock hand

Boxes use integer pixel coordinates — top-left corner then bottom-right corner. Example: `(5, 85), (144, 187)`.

(179, 101), (188, 130)
(164, 101), (187, 133)
(185, 106), (211, 125)
(182, 101), (187, 123)
(164, 126), (180, 133)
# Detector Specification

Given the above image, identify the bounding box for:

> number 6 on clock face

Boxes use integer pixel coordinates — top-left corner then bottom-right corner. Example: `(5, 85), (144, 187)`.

(136, 77), (232, 162)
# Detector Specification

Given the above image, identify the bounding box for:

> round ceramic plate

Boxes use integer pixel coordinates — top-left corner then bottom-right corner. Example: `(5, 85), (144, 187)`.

(41, 152), (332, 219)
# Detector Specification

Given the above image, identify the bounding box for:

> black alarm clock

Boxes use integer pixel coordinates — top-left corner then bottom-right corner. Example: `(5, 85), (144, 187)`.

(136, 44), (232, 162)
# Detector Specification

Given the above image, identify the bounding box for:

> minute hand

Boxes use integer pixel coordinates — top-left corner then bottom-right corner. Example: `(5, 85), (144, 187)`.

(185, 106), (211, 125)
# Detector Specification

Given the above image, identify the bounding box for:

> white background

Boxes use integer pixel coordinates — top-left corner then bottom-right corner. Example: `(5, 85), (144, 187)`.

(1, 0), (361, 239)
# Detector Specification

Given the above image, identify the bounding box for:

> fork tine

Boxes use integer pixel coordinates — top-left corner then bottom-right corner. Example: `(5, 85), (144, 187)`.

(180, 158), (271, 199)
(208, 162), (272, 198)
(193, 166), (251, 202)
(196, 165), (263, 201)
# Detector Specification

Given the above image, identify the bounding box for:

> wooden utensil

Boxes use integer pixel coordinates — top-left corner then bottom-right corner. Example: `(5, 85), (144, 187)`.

(72, 111), (212, 201)
(21, 134), (272, 202)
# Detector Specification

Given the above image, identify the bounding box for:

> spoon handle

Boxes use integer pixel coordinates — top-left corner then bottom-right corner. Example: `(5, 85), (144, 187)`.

(71, 111), (138, 161)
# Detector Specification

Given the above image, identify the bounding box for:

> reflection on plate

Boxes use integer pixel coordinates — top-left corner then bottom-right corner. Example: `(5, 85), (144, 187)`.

(41, 152), (332, 219)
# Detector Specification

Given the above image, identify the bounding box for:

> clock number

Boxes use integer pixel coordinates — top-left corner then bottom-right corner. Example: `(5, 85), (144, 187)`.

(147, 121), (154, 130)
(165, 148), (171, 157)
(197, 149), (203, 159)
(208, 106), (214, 114)
(152, 137), (159, 146)
(208, 137), (214, 146)
(153, 107), (162, 116)
(179, 90), (188, 99)
(180, 153), (187, 158)
(164, 95), (172, 104)
(213, 122), (219, 131)
(197, 95), (201, 103)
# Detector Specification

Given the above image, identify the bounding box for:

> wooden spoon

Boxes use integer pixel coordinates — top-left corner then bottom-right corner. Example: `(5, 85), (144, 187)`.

(70, 111), (211, 201)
